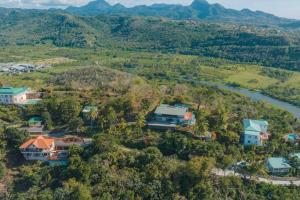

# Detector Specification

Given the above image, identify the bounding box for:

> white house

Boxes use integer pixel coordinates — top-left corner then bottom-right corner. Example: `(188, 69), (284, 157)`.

(19, 135), (55, 161)
(0, 87), (28, 104)
(243, 119), (270, 146)
(19, 135), (92, 161)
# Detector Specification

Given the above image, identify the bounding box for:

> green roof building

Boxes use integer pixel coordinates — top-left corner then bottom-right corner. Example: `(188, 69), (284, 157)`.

(266, 157), (291, 174)
(0, 87), (28, 104)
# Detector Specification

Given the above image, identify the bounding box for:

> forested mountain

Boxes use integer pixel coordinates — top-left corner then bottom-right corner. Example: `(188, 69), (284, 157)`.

(0, 9), (300, 71)
(66, 0), (298, 27)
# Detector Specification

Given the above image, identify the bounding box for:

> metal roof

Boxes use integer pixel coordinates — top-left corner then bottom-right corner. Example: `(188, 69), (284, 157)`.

(0, 87), (27, 95)
(267, 157), (291, 169)
(244, 130), (260, 136)
(154, 104), (188, 116)
(243, 119), (268, 132)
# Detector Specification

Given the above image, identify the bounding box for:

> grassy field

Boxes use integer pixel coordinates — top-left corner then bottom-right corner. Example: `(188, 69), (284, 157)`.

(0, 45), (299, 105)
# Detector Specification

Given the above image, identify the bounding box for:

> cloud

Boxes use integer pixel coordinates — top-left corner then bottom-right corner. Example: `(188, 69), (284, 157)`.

(0, 0), (91, 9)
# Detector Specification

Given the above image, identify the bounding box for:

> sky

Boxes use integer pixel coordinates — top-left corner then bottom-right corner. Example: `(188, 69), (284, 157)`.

(0, 0), (299, 20)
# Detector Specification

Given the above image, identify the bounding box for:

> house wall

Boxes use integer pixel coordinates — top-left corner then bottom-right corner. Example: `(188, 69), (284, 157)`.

(154, 114), (184, 124)
(0, 92), (27, 104)
(12, 92), (27, 104)
(20, 143), (54, 161)
(266, 162), (290, 174)
(244, 134), (261, 146)
(0, 94), (13, 104)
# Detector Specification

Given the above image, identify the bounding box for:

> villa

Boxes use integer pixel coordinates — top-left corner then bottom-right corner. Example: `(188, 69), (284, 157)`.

(243, 119), (270, 146)
(266, 157), (291, 174)
(0, 87), (28, 104)
(148, 104), (196, 130)
(19, 135), (55, 161)
(19, 135), (92, 161)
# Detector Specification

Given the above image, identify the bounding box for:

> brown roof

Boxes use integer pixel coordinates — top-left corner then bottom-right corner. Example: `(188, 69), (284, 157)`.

(19, 135), (54, 149)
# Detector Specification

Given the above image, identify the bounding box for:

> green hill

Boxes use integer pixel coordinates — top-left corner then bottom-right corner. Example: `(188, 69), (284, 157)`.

(0, 9), (300, 71)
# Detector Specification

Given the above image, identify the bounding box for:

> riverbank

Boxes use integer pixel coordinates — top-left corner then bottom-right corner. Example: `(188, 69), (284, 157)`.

(198, 81), (300, 121)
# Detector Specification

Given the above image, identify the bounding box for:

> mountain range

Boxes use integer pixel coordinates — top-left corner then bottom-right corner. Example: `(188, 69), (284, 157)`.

(66, 0), (297, 26)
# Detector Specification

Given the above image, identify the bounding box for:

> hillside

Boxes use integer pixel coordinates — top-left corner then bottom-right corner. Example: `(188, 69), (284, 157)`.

(0, 9), (300, 71)
(66, 0), (298, 27)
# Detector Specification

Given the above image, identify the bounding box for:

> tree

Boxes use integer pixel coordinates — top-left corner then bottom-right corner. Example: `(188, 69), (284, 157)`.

(97, 114), (107, 130)
(136, 113), (146, 136)
(220, 155), (235, 176)
(63, 178), (92, 200)
(88, 107), (98, 127)
(68, 155), (91, 182)
(212, 103), (229, 131)
(117, 118), (128, 134)
(0, 162), (5, 181)
(193, 89), (203, 111)
(68, 117), (84, 133)
(186, 156), (215, 180)
(288, 155), (300, 176)
(107, 107), (117, 128)
(42, 111), (53, 130)
(195, 110), (209, 136)
(4, 128), (30, 147)
(219, 131), (240, 145)
(59, 97), (81, 124)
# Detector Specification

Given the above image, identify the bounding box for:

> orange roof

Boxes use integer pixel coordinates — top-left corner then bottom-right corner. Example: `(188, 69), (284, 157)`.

(20, 135), (54, 149)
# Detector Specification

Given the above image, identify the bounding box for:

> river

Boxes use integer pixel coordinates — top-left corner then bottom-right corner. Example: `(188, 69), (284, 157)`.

(199, 81), (300, 120)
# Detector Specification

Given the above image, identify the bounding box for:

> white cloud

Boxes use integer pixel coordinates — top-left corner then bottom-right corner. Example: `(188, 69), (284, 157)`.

(0, 0), (191, 8)
(0, 0), (91, 9)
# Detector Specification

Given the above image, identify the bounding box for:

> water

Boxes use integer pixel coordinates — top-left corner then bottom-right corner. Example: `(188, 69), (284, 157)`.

(199, 81), (300, 120)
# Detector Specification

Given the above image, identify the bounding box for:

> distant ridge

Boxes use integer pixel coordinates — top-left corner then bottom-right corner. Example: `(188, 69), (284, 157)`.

(65, 0), (296, 26)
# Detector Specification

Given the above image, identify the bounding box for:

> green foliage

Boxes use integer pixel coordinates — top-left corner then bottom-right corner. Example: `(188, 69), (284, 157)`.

(4, 128), (30, 148)
(0, 162), (5, 180)
(261, 68), (293, 82)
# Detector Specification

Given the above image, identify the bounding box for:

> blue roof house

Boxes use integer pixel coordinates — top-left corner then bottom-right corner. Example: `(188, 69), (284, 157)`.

(266, 157), (291, 174)
(243, 119), (269, 146)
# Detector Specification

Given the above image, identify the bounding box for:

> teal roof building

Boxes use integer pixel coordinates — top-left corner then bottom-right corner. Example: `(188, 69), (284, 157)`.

(0, 87), (28, 104)
(0, 87), (27, 95)
(266, 157), (291, 174)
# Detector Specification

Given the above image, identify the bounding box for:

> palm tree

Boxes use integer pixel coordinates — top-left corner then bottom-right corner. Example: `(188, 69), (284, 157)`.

(97, 115), (107, 130)
(88, 107), (98, 127)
